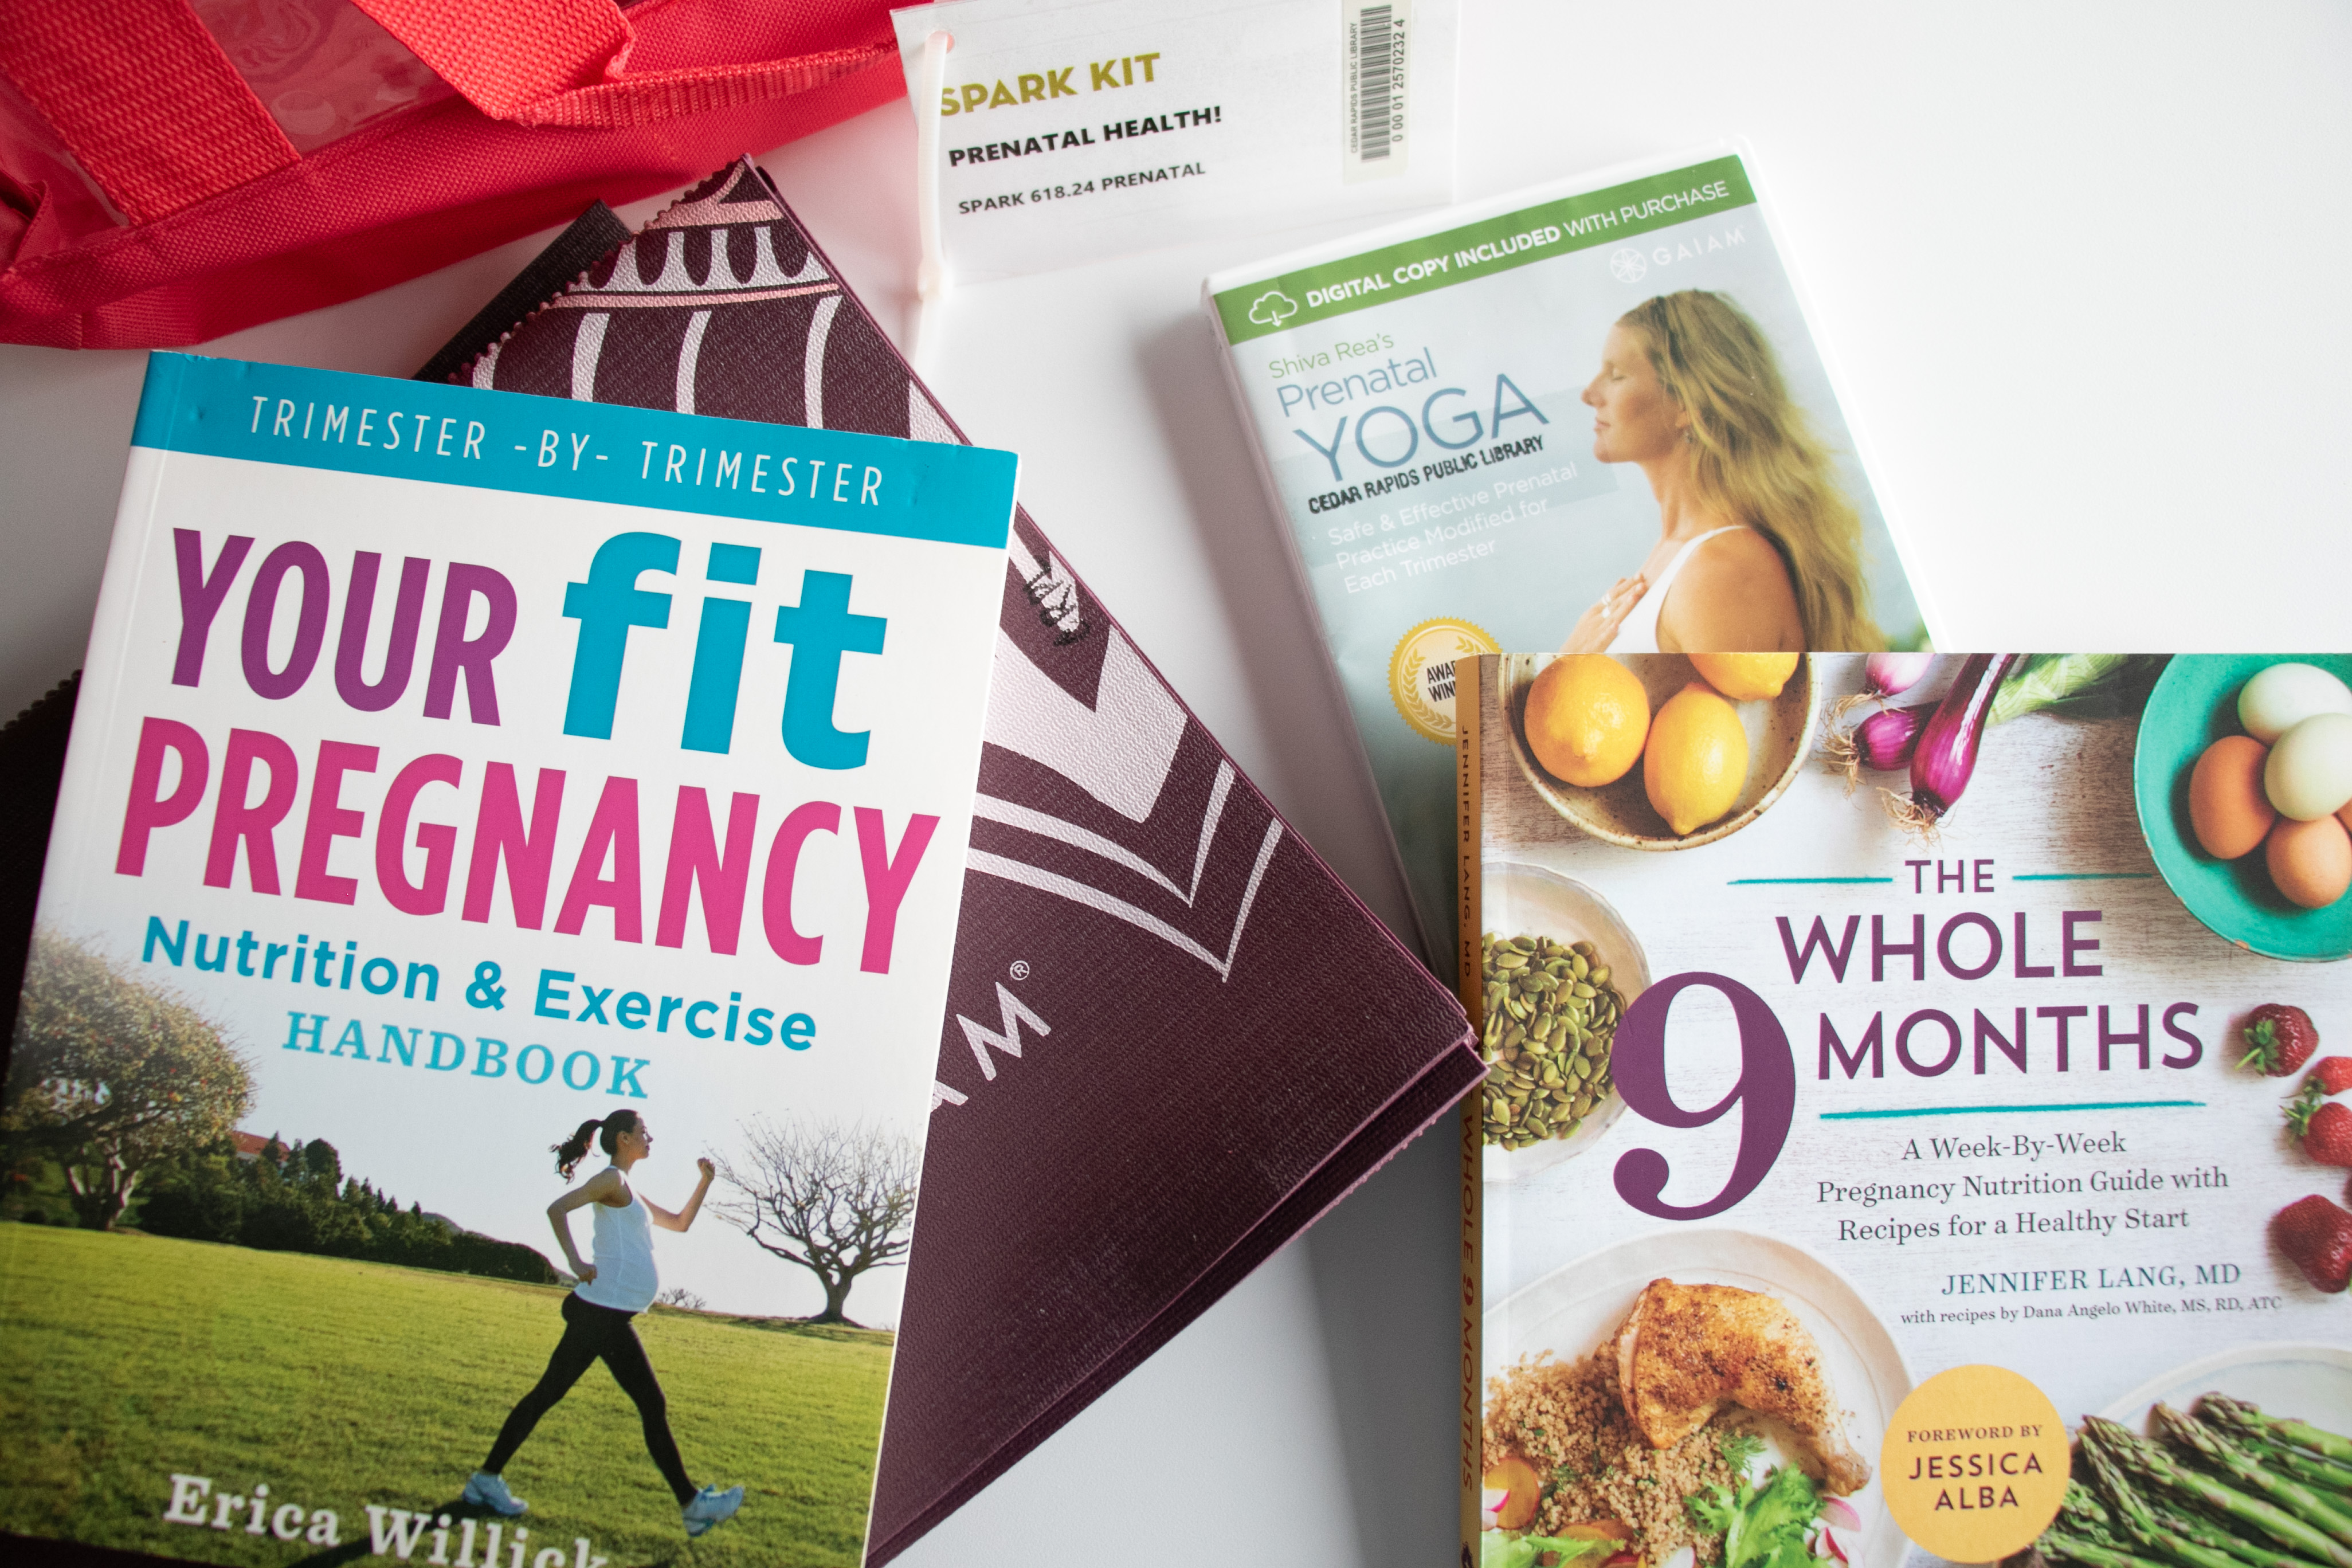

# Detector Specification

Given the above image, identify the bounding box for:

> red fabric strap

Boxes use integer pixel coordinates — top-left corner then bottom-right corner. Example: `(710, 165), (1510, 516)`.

(354, 0), (896, 130)
(352, 0), (631, 117)
(0, 0), (296, 224)
(0, 44), (906, 348)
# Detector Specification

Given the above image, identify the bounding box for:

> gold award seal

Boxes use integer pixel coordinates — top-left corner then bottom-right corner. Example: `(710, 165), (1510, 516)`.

(1389, 617), (1500, 745)
(1880, 1364), (2069, 1562)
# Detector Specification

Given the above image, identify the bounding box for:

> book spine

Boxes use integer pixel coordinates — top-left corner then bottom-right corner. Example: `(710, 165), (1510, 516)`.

(1455, 654), (1482, 1009)
(40, 406), (178, 922)
(1455, 652), (1484, 1561)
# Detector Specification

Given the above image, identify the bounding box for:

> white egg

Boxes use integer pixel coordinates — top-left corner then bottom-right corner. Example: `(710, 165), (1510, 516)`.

(2239, 663), (2352, 743)
(2266, 712), (2352, 820)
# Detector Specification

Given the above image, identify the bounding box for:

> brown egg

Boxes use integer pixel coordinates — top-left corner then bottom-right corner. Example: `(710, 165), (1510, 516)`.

(2189, 735), (2275, 859)
(2267, 814), (2352, 909)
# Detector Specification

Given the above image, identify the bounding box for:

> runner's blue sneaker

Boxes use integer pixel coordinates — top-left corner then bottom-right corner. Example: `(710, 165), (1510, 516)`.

(681, 1484), (743, 1537)
(464, 1472), (528, 1517)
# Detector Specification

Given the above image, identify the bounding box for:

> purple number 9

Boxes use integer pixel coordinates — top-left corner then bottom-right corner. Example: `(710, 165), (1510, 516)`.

(1610, 971), (1796, 1220)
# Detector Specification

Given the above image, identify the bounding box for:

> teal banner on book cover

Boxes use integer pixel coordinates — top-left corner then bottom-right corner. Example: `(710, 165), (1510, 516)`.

(133, 355), (1018, 549)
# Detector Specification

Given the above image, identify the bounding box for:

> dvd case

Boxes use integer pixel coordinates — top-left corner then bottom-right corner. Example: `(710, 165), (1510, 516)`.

(1206, 144), (1934, 964)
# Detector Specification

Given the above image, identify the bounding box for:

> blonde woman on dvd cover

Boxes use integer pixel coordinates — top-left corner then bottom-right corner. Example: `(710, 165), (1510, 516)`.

(1560, 290), (1881, 656)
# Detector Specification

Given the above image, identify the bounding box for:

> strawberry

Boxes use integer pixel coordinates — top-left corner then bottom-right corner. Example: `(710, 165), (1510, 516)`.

(2312, 1057), (2352, 1096)
(2243, 1004), (2320, 1076)
(2290, 1083), (2352, 1166)
(2273, 1194), (2352, 1292)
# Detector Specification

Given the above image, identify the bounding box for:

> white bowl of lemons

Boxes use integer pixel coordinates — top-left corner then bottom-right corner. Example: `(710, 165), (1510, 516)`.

(1502, 653), (1820, 850)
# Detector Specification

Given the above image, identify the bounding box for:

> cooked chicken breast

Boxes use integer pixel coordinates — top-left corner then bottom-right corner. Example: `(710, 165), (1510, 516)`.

(1612, 1278), (1871, 1495)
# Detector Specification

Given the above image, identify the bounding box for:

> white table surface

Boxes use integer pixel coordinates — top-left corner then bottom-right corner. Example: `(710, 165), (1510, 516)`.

(3, 4), (2348, 1564)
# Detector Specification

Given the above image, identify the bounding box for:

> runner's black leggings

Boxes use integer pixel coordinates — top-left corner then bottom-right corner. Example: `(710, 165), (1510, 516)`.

(484, 1292), (695, 1504)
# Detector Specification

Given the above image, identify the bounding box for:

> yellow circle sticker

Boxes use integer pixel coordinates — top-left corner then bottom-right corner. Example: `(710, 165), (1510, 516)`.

(1880, 1365), (2069, 1563)
(1389, 617), (1500, 744)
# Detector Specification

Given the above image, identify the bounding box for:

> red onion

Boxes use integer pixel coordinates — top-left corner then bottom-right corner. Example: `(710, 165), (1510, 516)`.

(1824, 699), (1930, 790)
(1853, 701), (1929, 771)
(1864, 650), (1934, 699)
(1891, 653), (2020, 831)
(1829, 651), (1937, 731)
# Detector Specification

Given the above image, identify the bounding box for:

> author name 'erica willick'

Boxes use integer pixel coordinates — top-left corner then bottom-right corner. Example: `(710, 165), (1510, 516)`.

(164, 1470), (613, 1567)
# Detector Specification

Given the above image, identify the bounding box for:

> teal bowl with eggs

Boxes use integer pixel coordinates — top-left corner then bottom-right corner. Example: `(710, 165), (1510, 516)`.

(2134, 654), (2352, 962)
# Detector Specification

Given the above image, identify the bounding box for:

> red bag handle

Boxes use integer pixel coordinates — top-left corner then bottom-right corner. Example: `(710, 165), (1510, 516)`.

(0, 0), (895, 228)
(352, 0), (897, 130)
(0, 0), (297, 224)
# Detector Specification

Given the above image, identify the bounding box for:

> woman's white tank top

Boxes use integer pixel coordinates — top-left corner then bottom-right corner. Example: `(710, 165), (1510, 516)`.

(573, 1184), (659, 1312)
(1605, 526), (1745, 654)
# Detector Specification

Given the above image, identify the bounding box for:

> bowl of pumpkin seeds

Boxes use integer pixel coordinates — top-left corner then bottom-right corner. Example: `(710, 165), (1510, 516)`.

(1477, 861), (1650, 1183)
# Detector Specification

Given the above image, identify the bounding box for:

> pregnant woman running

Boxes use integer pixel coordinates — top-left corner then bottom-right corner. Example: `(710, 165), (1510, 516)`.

(464, 1110), (744, 1538)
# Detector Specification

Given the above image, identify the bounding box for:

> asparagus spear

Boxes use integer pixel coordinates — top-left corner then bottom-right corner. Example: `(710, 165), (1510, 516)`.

(2148, 1501), (2338, 1568)
(2044, 1526), (2184, 1568)
(2047, 1483), (2171, 1568)
(2077, 1426), (2265, 1568)
(2228, 1436), (2352, 1500)
(2075, 1414), (2330, 1568)
(2277, 1420), (2352, 1468)
(2200, 1401), (2352, 1497)
(2206, 1412), (2352, 1497)
(2062, 1479), (2130, 1544)
(2081, 1419), (2352, 1568)
(2200, 1397), (2352, 1467)
(2273, 1452), (2352, 1502)
(2153, 1405), (2352, 1544)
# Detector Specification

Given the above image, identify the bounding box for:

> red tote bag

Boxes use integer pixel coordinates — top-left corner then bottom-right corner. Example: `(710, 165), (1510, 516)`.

(0, 0), (911, 348)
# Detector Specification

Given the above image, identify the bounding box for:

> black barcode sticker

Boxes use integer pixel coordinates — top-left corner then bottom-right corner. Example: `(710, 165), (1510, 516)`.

(1344, 0), (1411, 181)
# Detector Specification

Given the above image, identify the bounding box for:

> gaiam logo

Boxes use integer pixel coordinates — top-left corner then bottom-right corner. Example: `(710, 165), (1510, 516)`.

(1610, 226), (1750, 288)
(1248, 289), (1299, 328)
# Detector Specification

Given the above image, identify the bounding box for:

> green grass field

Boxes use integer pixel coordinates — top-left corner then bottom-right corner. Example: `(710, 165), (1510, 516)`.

(0, 1226), (893, 1567)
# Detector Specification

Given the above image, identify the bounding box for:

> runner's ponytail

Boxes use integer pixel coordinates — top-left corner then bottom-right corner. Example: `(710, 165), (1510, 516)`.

(551, 1110), (642, 1179)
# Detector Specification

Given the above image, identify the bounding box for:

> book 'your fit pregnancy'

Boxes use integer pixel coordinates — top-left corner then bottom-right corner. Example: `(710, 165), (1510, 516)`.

(0, 352), (1017, 1567)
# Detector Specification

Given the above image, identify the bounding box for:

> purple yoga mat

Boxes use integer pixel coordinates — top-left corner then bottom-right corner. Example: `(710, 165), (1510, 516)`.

(441, 160), (1483, 1561)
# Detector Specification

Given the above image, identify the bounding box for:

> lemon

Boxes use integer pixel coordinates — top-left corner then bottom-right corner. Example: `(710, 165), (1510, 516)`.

(1689, 652), (1799, 701)
(1523, 656), (1649, 787)
(1645, 682), (1750, 834)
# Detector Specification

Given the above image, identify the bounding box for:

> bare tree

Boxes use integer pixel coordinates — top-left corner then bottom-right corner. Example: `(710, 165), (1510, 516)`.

(711, 1117), (919, 1326)
(3, 931), (250, 1229)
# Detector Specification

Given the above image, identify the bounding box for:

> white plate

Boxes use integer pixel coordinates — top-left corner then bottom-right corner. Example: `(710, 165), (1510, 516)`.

(2098, 1341), (2352, 1433)
(1484, 1228), (1913, 1568)
(1477, 862), (1651, 1185)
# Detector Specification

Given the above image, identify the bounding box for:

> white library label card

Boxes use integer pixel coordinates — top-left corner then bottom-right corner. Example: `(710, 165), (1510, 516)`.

(892, 0), (1457, 283)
